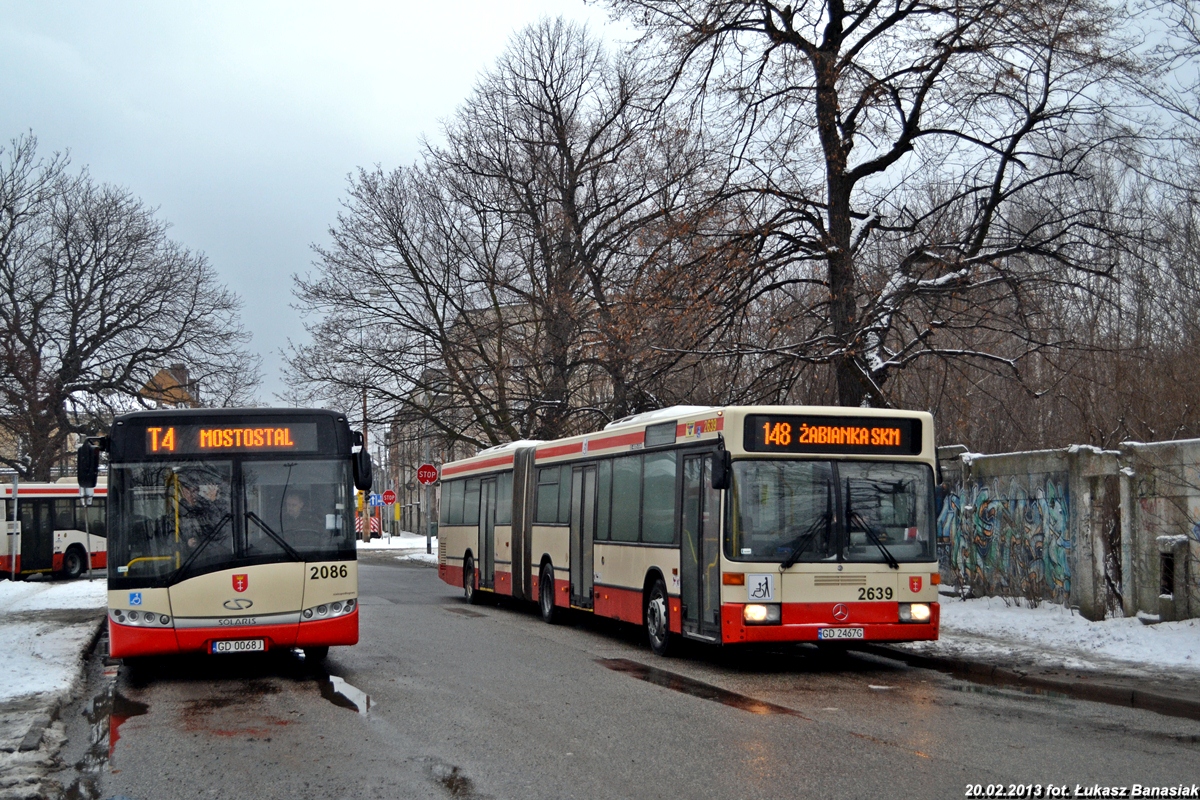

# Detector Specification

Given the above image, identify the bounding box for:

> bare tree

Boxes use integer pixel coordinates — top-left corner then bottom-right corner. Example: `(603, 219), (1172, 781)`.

(608, 0), (1147, 408)
(0, 134), (261, 479)
(290, 20), (746, 448)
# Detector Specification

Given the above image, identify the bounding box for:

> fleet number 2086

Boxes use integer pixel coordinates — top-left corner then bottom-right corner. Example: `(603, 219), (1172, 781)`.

(310, 564), (349, 580)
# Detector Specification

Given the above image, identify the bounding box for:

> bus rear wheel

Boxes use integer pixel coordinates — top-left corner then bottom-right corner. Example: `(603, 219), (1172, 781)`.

(538, 563), (558, 624)
(645, 578), (672, 656)
(62, 546), (86, 580)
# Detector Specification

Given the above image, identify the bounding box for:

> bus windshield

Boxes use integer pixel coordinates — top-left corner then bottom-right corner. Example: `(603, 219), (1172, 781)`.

(727, 460), (935, 564)
(110, 459), (355, 581)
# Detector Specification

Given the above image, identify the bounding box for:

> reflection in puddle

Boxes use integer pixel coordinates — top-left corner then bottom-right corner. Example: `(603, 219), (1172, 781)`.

(64, 680), (149, 799)
(320, 675), (371, 714)
(598, 658), (810, 719)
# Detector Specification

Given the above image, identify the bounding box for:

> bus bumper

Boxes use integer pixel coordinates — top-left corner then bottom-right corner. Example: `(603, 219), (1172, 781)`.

(108, 608), (359, 657)
(720, 602), (940, 644)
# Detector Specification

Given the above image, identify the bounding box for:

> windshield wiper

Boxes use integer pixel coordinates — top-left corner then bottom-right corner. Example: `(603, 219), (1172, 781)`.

(246, 511), (303, 561)
(171, 513), (232, 579)
(780, 512), (832, 570)
(848, 511), (900, 570)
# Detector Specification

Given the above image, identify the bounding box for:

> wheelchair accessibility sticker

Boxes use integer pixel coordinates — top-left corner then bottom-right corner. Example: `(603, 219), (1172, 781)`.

(747, 574), (775, 602)
(129, 592), (143, 606)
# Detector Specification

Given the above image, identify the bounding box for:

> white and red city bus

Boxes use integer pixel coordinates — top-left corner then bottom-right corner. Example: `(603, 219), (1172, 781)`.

(1, 480), (108, 579)
(437, 405), (940, 655)
(85, 408), (372, 661)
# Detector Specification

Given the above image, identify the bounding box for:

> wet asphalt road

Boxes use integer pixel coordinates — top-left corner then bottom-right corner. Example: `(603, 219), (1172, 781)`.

(57, 555), (1200, 800)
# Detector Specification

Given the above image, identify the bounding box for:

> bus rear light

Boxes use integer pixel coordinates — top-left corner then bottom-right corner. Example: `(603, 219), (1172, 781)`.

(743, 604), (781, 624)
(899, 603), (931, 623)
(722, 573), (745, 586)
(301, 600), (356, 621)
(930, 573), (941, 585)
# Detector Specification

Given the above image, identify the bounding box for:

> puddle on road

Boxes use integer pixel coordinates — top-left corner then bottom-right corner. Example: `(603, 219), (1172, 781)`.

(598, 658), (810, 719)
(63, 677), (149, 800)
(443, 607), (487, 618)
(429, 760), (480, 799)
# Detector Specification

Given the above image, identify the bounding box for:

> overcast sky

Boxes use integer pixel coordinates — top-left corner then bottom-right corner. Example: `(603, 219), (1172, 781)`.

(0, 0), (624, 401)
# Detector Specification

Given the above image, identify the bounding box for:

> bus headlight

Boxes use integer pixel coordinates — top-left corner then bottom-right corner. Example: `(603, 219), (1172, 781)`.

(743, 604), (781, 625)
(899, 603), (931, 623)
(301, 600), (357, 621)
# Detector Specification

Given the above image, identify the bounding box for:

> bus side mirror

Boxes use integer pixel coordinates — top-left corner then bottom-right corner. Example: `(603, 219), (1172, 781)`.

(352, 431), (373, 491)
(77, 440), (101, 490)
(711, 448), (732, 490)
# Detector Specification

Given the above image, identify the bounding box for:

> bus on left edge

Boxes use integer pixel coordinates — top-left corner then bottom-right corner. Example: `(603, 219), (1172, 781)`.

(78, 408), (372, 662)
(1, 481), (108, 579)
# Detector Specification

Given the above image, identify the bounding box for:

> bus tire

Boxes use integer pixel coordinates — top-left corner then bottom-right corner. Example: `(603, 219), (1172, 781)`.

(303, 646), (329, 663)
(645, 578), (672, 656)
(62, 546), (86, 579)
(463, 555), (481, 605)
(538, 563), (558, 624)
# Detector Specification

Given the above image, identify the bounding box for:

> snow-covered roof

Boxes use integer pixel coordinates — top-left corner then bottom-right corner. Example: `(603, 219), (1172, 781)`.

(603, 405), (718, 430)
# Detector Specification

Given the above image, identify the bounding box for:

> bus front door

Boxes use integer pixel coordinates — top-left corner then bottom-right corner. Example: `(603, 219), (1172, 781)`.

(681, 454), (721, 640)
(570, 466), (596, 609)
(18, 500), (53, 573)
(479, 478), (496, 590)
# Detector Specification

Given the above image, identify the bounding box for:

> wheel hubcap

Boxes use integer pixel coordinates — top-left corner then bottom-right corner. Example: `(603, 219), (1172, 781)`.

(648, 595), (667, 642)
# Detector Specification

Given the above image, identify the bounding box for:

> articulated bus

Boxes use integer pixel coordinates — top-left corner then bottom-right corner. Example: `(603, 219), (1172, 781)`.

(1, 481), (108, 579)
(82, 408), (372, 661)
(437, 405), (940, 655)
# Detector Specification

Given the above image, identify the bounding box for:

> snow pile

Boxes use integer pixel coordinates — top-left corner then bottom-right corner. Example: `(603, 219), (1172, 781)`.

(356, 532), (440, 565)
(357, 531), (437, 551)
(1, 578), (106, 612)
(901, 596), (1200, 675)
(0, 579), (107, 702)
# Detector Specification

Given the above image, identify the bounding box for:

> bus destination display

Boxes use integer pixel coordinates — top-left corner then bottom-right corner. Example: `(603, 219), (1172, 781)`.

(141, 423), (320, 455)
(743, 414), (922, 455)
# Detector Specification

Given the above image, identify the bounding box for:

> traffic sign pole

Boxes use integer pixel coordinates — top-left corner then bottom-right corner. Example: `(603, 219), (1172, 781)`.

(417, 463), (438, 554)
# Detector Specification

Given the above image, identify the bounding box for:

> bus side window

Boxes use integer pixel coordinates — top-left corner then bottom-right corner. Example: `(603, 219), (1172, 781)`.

(463, 479), (481, 526)
(442, 480), (465, 526)
(557, 465), (571, 524)
(535, 468), (559, 524)
(496, 472), (513, 525)
(610, 455), (641, 542)
(53, 499), (76, 531)
(85, 504), (107, 538)
(595, 460), (612, 540)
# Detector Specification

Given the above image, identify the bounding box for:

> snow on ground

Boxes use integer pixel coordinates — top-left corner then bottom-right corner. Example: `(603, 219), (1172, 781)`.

(0, 579), (107, 702)
(357, 532), (440, 565)
(897, 596), (1200, 677)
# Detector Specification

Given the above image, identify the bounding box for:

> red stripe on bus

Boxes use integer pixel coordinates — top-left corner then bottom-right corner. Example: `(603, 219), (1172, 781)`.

(109, 608), (360, 657)
(536, 442), (584, 459)
(441, 454), (514, 477)
(584, 431), (645, 451)
(296, 608), (359, 647)
(0, 488), (108, 496)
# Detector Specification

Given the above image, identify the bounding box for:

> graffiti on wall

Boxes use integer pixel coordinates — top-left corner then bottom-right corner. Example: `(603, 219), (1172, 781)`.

(937, 475), (1071, 603)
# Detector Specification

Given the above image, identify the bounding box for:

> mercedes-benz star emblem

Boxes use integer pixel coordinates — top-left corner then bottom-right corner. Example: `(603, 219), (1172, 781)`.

(832, 603), (849, 622)
(223, 598), (254, 611)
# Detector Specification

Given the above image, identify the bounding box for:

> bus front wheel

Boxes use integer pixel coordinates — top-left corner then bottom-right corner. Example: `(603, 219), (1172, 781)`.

(645, 579), (672, 656)
(538, 564), (558, 624)
(62, 546), (86, 580)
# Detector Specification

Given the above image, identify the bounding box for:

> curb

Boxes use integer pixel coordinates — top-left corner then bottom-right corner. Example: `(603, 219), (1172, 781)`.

(16, 612), (108, 753)
(855, 643), (1200, 723)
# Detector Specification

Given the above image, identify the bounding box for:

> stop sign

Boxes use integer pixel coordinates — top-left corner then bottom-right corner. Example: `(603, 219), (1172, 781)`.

(416, 464), (439, 485)
(382, 489), (396, 505)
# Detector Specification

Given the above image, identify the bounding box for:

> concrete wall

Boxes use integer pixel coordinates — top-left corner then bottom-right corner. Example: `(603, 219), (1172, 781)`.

(937, 447), (1120, 621)
(1119, 439), (1200, 622)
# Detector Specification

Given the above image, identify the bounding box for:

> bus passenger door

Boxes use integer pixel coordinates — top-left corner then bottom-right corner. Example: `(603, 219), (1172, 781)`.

(681, 454), (721, 639)
(570, 466), (596, 609)
(479, 478), (496, 590)
(18, 500), (53, 573)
